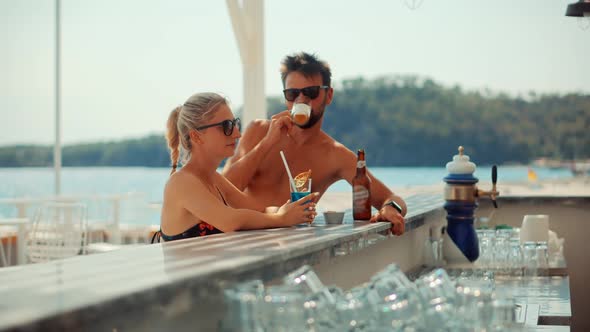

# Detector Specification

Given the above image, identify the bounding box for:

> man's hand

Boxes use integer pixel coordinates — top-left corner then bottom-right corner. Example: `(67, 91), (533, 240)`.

(264, 111), (292, 145)
(370, 204), (405, 236)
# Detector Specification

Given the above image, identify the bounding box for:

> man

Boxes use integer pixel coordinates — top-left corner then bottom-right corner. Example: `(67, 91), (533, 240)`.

(223, 52), (406, 235)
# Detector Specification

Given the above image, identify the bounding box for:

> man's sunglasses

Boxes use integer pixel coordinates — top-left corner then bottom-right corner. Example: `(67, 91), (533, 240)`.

(283, 85), (329, 102)
(195, 118), (241, 136)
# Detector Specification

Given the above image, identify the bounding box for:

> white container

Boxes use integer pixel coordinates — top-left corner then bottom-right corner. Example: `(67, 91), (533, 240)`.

(291, 103), (311, 126)
(323, 211), (345, 224)
(520, 214), (549, 244)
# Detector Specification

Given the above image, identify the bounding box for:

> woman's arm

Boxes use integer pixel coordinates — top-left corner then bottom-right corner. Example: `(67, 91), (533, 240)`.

(172, 173), (315, 232)
(215, 172), (267, 212)
(216, 173), (319, 214)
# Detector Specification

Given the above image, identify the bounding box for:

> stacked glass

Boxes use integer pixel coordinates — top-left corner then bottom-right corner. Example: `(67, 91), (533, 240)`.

(475, 228), (549, 277)
(223, 264), (521, 331)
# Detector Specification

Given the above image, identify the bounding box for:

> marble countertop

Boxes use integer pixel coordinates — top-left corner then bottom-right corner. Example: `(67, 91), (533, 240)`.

(0, 194), (444, 331)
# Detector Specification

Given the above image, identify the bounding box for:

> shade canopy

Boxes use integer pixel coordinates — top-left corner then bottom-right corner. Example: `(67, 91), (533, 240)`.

(565, 0), (590, 17)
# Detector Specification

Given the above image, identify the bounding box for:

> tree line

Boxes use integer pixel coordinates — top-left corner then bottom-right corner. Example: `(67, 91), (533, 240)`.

(1, 75), (588, 167)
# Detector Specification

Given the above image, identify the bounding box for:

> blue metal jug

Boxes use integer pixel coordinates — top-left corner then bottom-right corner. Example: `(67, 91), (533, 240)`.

(443, 147), (499, 263)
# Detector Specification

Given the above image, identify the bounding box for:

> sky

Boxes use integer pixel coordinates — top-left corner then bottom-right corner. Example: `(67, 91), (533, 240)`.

(0, 0), (588, 146)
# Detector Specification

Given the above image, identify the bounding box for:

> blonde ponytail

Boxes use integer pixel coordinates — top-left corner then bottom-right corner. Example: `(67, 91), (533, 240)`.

(165, 93), (229, 175)
(166, 106), (181, 175)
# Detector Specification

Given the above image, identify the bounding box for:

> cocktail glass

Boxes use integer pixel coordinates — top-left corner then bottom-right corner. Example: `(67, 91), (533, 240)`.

(290, 177), (312, 225)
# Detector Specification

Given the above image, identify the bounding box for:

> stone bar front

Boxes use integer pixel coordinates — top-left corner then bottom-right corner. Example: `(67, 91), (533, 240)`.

(0, 194), (444, 331)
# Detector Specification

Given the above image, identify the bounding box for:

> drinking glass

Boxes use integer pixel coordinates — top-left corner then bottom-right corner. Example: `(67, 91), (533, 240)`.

(282, 265), (335, 304)
(371, 286), (425, 331)
(371, 264), (415, 291)
(334, 296), (375, 331)
(455, 282), (495, 329)
(522, 241), (538, 277)
(223, 279), (265, 332)
(490, 297), (520, 330)
(290, 178), (313, 224)
(508, 238), (524, 277)
(476, 229), (495, 268)
(260, 285), (307, 331)
(291, 178), (312, 199)
(536, 241), (549, 275)
(415, 269), (457, 330)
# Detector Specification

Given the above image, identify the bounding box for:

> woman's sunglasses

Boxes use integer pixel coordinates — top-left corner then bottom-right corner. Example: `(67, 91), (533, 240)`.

(283, 85), (329, 102)
(196, 118), (241, 136)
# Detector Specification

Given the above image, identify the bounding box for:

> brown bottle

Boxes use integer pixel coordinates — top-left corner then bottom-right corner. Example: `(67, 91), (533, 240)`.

(353, 149), (372, 220)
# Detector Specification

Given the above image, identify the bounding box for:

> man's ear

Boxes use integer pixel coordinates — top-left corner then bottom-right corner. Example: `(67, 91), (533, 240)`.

(325, 87), (334, 106)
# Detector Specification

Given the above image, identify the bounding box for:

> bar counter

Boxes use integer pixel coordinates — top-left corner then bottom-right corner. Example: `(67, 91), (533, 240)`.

(0, 194), (444, 331)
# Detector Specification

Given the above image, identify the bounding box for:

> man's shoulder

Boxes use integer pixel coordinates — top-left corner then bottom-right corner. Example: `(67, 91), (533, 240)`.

(246, 118), (271, 131)
(318, 131), (353, 155)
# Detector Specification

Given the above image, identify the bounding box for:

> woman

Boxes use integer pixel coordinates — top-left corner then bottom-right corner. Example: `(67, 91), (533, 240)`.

(156, 92), (318, 242)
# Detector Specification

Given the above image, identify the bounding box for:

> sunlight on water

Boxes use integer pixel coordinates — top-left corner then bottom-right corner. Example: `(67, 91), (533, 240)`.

(0, 166), (574, 225)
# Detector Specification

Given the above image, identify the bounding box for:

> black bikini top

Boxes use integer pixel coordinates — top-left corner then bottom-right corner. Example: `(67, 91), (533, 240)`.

(152, 186), (226, 243)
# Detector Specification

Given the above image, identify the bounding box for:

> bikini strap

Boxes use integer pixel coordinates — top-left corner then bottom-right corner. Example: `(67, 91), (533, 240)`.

(151, 230), (161, 244)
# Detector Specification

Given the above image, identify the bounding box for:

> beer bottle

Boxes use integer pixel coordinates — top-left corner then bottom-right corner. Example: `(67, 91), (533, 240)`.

(353, 149), (372, 220)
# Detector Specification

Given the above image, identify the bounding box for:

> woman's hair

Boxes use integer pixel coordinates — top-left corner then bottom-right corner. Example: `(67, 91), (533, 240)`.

(165, 92), (228, 174)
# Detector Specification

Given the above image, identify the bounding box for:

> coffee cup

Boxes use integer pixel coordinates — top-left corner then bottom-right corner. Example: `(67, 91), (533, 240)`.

(291, 103), (311, 126)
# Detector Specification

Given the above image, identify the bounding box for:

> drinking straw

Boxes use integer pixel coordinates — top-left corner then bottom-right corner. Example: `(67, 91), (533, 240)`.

(279, 150), (297, 192)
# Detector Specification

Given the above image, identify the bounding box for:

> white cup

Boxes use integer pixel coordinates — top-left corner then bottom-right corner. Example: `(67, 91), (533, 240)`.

(291, 103), (311, 126)
(520, 214), (549, 244)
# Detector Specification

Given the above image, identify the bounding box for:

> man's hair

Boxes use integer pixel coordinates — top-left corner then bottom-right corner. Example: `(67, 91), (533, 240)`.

(280, 52), (332, 88)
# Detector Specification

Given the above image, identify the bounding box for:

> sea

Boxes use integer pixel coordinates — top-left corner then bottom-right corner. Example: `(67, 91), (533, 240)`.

(0, 166), (574, 225)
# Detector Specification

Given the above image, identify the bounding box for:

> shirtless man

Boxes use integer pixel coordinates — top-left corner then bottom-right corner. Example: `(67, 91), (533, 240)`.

(223, 52), (406, 235)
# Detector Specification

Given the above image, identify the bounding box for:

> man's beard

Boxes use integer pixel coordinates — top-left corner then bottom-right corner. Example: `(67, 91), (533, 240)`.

(297, 105), (325, 129)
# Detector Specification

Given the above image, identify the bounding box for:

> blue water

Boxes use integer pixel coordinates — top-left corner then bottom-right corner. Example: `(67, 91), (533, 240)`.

(0, 166), (574, 224)
(291, 191), (312, 202)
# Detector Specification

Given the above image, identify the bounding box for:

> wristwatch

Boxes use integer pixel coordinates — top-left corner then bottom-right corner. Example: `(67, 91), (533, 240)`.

(383, 200), (403, 214)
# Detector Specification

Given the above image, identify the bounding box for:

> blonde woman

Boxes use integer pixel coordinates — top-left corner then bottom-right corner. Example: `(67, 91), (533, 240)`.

(155, 92), (318, 242)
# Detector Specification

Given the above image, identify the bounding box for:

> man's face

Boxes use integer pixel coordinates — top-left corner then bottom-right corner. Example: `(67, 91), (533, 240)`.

(284, 72), (333, 129)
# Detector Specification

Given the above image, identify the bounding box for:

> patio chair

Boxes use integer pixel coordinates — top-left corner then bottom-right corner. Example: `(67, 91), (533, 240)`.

(26, 202), (88, 263)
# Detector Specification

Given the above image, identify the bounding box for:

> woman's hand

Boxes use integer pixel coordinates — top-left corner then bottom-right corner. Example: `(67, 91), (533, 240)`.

(277, 192), (319, 226)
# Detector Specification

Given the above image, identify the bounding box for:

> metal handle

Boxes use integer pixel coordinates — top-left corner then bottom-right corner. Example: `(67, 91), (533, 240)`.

(492, 165), (497, 185)
(491, 165), (498, 208)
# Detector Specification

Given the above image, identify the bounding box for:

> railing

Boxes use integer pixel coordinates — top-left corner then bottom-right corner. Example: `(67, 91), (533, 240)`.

(0, 192), (159, 266)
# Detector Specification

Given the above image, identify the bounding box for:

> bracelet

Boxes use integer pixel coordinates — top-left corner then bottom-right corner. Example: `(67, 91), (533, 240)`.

(383, 200), (403, 213)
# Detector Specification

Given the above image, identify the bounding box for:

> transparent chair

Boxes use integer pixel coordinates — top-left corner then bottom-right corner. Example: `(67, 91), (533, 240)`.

(26, 202), (88, 263)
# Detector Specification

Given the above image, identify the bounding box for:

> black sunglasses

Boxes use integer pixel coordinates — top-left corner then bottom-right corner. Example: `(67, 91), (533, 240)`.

(283, 85), (329, 102)
(195, 118), (241, 136)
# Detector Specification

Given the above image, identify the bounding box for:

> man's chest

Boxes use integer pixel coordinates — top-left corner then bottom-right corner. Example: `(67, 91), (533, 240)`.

(253, 146), (338, 191)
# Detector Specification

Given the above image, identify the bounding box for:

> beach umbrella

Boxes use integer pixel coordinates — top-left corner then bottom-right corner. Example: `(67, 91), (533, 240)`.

(226, 0), (267, 126)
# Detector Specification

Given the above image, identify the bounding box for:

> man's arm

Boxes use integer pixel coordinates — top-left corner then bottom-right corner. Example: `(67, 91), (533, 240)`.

(337, 147), (407, 235)
(366, 171), (407, 216)
(223, 112), (292, 191)
(222, 120), (271, 191)
(366, 172), (407, 236)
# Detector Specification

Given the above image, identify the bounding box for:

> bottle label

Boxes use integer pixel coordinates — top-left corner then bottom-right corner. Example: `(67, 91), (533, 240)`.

(356, 160), (366, 168)
(353, 185), (370, 205)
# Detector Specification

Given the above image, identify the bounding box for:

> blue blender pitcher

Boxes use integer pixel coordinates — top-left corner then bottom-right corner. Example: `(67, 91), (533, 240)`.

(443, 146), (499, 263)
